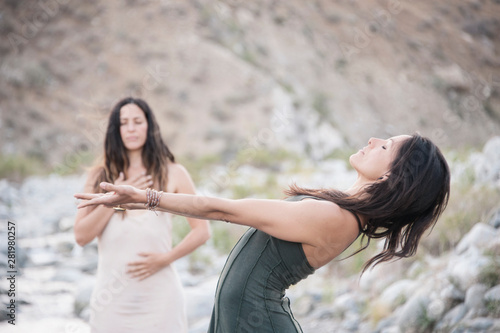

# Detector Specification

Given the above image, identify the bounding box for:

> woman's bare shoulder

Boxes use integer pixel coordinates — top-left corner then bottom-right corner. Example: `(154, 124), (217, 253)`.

(83, 165), (105, 189)
(165, 162), (195, 193)
(168, 161), (186, 173)
(301, 199), (360, 234)
(87, 165), (105, 179)
(167, 162), (193, 180)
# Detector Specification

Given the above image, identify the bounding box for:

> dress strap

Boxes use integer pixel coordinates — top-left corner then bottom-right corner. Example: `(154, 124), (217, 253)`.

(345, 209), (364, 234)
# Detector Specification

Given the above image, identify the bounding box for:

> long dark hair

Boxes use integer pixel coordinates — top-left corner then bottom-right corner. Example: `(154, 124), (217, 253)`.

(93, 97), (175, 192)
(287, 134), (450, 273)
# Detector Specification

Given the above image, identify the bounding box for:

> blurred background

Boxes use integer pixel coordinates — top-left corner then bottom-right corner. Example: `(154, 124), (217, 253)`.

(1, 0), (500, 332)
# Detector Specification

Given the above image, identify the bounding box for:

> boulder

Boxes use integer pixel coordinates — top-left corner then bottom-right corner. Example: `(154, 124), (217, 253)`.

(464, 284), (488, 317)
(397, 294), (431, 332)
(456, 223), (497, 254)
(474, 136), (500, 186)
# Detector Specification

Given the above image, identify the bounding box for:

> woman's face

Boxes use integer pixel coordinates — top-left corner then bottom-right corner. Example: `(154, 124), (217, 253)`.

(119, 103), (148, 152)
(350, 135), (411, 182)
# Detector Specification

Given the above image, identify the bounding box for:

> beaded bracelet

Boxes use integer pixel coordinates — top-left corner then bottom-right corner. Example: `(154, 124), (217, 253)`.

(145, 188), (163, 215)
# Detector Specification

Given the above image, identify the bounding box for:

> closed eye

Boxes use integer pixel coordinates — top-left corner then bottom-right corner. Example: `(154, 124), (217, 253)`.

(382, 146), (387, 150)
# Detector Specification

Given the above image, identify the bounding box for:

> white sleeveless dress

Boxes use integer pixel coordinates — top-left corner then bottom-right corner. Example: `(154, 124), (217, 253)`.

(89, 210), (188, 333)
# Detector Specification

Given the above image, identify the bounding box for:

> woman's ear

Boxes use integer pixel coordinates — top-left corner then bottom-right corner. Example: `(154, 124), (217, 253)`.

(378, 173), (390, 181)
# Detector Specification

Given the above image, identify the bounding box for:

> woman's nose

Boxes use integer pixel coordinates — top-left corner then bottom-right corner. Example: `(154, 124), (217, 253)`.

(368, 137), (381, 146)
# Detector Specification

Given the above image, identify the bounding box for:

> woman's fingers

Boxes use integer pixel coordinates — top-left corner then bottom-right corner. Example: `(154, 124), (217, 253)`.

(127, 262), (149, 280)
(74, 192), (99, 200)
(130, 270), (150, 280)
(100, 182), (115, 191)
(113, 172), (126, 186)
(74, 193), (104, 208)
(74, 183), (138, 209)
(75, 195), (108, 208)
(127, 253), (157, 280)
(127, 262), (141, 271)
(76, 199), (96, 209)
(142, 175), (153, 188)
(74, 188), (117, 208)
(131, 174), (153, 189)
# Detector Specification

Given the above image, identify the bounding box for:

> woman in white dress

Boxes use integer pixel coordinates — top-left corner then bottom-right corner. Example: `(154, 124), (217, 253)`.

(74, 97), (210, 333)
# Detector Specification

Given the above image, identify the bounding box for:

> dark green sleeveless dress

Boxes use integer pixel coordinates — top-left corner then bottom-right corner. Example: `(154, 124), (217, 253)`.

(207, 195), (362, 333)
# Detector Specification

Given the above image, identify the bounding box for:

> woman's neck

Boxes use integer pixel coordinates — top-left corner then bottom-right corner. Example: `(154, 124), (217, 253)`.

(127, 149), (144, 170)
(346, 177), (371, 196)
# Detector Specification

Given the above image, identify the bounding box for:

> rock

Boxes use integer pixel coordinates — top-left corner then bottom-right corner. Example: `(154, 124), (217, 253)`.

(460, 317), (495, 331)
(74, 276), (96, 320)
(339, 312), (361, 331)
(331, 292), (363, 317)
(184, 277), (217, 325)
(474, 136), (500, 186)
(489, 320), (500, 332)
(359, 259), (406, 293)
(485, 285), (500, 302)
(59, 216), (76, 232)
(68, 242), (99, 273)
(10, 174), (85, 238)
(375, 315), (398, 333)
(52, 267), (85, 283)
(484, 285), (500, 317)
(379, 279), (417, 310)
(435, 303), (468, 331)
(427, 298), (447, 321)
(432, 63), (471, 92)
(27, 246), (60, 267)
(464, 284), (488, 316)
(0, 242), (30, 269)
(290, 292), (317, 317)
(397, 294), (431, 332)
(455, 223), (497, 254)
(447, 247), (490, 291)
(307, 122), (344, 161)
(489, 209), (500, 229)
(440, 283), (465, 302)
(0, 252), (8, 270)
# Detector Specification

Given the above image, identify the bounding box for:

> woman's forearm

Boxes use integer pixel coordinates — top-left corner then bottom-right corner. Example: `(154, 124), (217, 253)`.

(161, 221), (210, 266)
(136, 189), (230, 221)
(74, 205), (115, 246)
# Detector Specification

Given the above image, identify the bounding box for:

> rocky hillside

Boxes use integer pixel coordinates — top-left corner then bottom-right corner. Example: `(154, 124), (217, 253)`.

(1, 0), (500, 177)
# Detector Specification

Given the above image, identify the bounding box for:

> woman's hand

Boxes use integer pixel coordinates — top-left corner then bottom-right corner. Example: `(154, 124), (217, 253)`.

(74, 182), (144, 209)
(127, 252), (169, 281)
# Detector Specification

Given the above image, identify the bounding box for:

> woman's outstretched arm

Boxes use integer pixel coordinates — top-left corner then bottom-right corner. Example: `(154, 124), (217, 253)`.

(75, 182), (344, 247)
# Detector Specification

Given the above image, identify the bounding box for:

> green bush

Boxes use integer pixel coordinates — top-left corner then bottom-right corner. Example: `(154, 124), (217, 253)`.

(478, 257), (500, 288)
(0, 153), (45, 181)
(421, 182), (500, 256)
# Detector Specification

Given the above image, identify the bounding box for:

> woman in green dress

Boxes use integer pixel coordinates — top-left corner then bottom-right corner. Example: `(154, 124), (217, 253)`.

(75, 133), (450, 332)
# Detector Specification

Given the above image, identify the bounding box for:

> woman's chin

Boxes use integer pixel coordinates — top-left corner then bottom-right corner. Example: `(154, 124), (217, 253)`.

(349, 153), (359, 166)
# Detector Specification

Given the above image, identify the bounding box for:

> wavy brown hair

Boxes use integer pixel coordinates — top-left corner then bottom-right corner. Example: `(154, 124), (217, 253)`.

(93, 97), (175, 192)
(287, 134), (450, 273)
